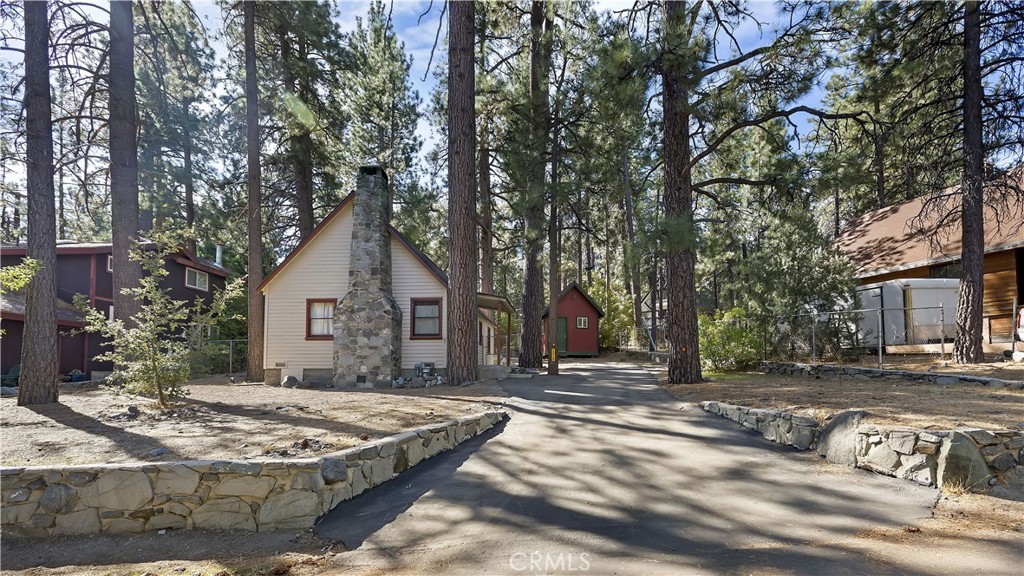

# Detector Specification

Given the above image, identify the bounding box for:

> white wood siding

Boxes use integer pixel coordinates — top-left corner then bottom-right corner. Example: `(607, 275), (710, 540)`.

(262, 203), (449, 379)
(478, 315), (498, 365)
(392, 242), (448, 368)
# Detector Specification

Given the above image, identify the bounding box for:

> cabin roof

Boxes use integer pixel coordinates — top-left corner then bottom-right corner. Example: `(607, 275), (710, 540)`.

(834, 170), (1024, 279)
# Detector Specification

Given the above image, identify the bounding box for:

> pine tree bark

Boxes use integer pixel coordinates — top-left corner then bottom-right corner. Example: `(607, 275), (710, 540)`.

(19, 0), (59, 406)
(109, 0), (142, 325)
(283, 30), (315, 240)
(547, 106), (561, 375)
(622, 151), (644, 344)
(183, 125), (196, 254)
(479, 122), (494, 296)
(663, 0), (702, 383)
(520, 0), (549, 370)
(244, 0), (266, 381)
(446, 0), (478, 385)
(954, 0), (984, 364)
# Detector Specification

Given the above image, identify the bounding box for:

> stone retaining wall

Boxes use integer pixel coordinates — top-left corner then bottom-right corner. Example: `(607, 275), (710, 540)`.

(856, 425), (1023, 497)
(0, 411), (506, 537)
(699, 402), (1023, 497)
(761, 361), (1024, 389)
(699, 402), (820, 450)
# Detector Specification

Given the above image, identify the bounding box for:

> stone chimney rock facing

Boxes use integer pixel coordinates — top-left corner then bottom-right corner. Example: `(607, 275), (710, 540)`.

(333, 166), (403, 388)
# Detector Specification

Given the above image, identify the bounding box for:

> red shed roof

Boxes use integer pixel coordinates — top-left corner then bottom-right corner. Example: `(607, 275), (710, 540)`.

(542, 281), (606, 318)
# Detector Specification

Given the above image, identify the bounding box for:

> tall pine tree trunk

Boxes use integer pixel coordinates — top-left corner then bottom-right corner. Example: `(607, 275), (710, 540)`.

(477, 18), (493, 298)
(183, 125), (196, 254)
(586, 214), (593, 287)
(20, 0), (58, 406)
(281, 30), (315, 240)
(447, 0), (478, 385)
(663, 0), (702, 384)
(622, 150), (644, 344)
(519, 0), (549, 370)
(547, 106), (560, 375)
(873, 100), (886, 208)
(109, 0), (142, 326)
(244, 0), (265, 381)
(479, 121), (494, 296)
(954, 0), (984, 364)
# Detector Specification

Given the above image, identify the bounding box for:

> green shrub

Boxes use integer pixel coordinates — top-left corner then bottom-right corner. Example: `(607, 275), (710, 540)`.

(79, 235), (241, 407)
(698, 307), (761, 371)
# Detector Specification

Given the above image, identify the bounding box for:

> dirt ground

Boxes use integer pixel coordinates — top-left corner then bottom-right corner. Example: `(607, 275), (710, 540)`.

(0, 375), (507, 467)
(1, 363), (1023, 575)
(654, 368), (1024, 430)
(849, 354), (1024, 381)
(647, 360), (1024, 576)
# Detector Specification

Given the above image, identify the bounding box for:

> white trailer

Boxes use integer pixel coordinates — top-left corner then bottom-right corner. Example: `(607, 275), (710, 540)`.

(855, 278), (959, 346)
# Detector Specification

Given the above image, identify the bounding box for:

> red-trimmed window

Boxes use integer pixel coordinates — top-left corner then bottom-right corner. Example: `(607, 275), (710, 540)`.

(411, 299), (442, 339)
(306, 299), (336, 340)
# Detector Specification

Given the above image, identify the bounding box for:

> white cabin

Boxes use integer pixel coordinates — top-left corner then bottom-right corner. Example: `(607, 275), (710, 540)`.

(258, 193), (507, 385)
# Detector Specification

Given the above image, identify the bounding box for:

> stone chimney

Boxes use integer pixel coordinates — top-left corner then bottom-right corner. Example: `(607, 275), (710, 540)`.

(333, 166), (403, 388)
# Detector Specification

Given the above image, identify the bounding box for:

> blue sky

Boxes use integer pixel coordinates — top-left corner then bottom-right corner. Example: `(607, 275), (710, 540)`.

(189, 0), (823, 162)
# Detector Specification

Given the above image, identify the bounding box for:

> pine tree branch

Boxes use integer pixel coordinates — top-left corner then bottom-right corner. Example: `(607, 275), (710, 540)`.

(689, 106), (870, 171)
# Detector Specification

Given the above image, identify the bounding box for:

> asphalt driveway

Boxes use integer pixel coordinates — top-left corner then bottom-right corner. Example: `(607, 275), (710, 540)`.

(317, 361), (1017, 575)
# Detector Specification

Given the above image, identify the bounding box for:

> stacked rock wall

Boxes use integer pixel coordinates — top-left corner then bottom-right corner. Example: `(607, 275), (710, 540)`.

(700, 402), (820, 450)
(855, 426), (1022, 495)
(1, 411), (505, 537)
(761, 361), (1024, 389)
(700, 401), (1022, 496)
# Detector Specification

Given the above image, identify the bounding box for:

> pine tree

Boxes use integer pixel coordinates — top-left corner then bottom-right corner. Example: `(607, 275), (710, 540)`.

(447, 0), (478, 385)
(519, 0), (551, 370)
(244, 0), (265, 382)
(109, 0), (143, 326)
(19, 0), (59, 406)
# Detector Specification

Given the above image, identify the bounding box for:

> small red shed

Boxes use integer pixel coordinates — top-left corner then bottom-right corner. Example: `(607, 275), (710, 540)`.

(542, 282), (605, 357)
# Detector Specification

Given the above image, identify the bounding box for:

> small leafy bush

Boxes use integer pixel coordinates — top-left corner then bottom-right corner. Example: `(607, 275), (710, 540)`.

(79, 235), (240, 408)
(698, 307), (761, 371)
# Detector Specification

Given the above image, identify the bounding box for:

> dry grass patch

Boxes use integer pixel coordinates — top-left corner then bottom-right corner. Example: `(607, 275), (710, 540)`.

(652, 368), (1024, 430)
(847, 355), (1024, 381)
(0, 375), (507, 467)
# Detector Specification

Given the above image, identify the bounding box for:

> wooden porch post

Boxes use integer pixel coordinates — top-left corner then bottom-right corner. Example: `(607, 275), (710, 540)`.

(506, 312), (512, 367)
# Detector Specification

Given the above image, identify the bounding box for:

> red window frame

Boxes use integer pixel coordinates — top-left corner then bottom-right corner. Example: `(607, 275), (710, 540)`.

(306, 298), (336, 341)
(410, 298), (443, 340)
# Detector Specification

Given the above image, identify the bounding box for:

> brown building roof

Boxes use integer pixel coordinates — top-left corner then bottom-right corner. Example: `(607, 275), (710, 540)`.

(835, 174), (1024, 279)
(0, 289), (86, 327)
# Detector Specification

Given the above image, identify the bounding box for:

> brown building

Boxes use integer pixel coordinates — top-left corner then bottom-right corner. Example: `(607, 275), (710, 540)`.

(835, 178), (1023, 348)
(1, 241), (231, 378)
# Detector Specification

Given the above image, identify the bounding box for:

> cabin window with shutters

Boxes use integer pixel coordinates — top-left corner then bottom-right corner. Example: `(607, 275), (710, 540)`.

(411, 299), (442, 339)
(306, 299), (336, 340)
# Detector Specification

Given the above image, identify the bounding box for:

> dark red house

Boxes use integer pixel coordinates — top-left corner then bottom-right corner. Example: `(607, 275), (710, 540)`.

(1, 241), (230, 379)
(542, 282), (605, 357)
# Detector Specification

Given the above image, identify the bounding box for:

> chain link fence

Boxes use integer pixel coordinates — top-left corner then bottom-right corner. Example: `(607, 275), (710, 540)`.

(618, 304), (957, 369)
(192, 338), (248, 375)
(762, 306), (953, 367)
